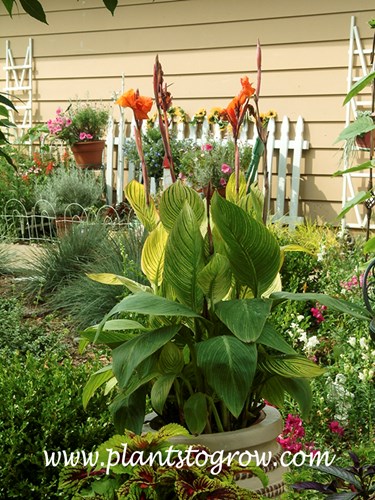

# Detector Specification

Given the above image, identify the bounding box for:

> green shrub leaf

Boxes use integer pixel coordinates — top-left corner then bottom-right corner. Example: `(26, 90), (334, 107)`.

(83, 365), (113, 409)
(151, 374), (176, 414)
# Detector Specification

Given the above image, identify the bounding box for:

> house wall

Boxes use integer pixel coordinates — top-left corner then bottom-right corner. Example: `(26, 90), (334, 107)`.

(1, 0), (374, 225)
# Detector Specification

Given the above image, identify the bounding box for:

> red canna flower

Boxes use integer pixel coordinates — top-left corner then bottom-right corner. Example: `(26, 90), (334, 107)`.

(116, 89), (153, 121)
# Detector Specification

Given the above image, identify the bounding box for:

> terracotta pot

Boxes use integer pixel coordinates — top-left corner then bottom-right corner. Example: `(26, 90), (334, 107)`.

(202, 185), (226, 202)
(54, 216), (84, 238)
(71, 140), (105, 169)
(356, 130), (375, 149)
(143, 405), (287, 498)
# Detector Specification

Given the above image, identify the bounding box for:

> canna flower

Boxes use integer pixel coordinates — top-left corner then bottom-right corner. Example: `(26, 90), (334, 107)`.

(116, 89), (153, 121)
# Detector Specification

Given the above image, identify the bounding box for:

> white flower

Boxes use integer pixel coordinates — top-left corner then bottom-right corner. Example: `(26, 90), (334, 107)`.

(335, 374), (347, 385)
(298, 331), (307, 343)
(297, 314), (304, 322)
(347, 337), (356, 347)
(304, 335), (319, 353)
(359, 338), (369, 350)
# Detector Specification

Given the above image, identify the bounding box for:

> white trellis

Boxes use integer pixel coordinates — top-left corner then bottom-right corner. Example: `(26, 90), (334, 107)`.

(342, 16), (375, 229)
(3, 38), (33, 140)
(106, 115), (309, 229)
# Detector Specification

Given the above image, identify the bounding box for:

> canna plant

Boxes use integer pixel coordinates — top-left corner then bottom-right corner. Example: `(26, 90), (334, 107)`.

(82, 55), (372, 437)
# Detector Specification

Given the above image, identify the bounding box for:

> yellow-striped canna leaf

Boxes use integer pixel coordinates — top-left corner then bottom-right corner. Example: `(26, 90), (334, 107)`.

(141, 223), (168, 287)
(125, 179), (159, 232)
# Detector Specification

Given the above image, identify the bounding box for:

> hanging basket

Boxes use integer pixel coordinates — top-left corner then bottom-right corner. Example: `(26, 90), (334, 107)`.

(71, 140), (105, 169)
(355, 130), (375, 150)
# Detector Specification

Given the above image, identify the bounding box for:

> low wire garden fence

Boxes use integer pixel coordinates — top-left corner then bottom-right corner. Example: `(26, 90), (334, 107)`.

(0, 199), (130, 243)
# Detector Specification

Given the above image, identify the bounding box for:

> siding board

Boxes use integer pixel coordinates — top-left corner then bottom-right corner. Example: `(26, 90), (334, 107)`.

(1, 0), (375, 224)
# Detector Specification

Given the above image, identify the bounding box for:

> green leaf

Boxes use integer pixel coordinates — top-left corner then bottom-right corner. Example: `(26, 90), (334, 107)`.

(334, 115), (375, 143)
(19, 0), (48, 24)
(0, 105), (9, 118)
(141, 223), (168, 287)
(225, 171), (247, 203)
(0, 149), (16, 169)
(197, 253), (232, 304)
(259, 355), (325, 378)
(158, 342), (184, 374)
(271, 291), (371, 321)
(0, 93), (17, 111)
(338, 190), (373, 218)
(159, 181), (205, 232)
(238, 187), (264, 222)
(257, 321), (297, 354)
(82, 365), (113, 409)
(109, 386), (147, 434)
(2, 0), (14, 16)
(334, 160), (375, 177)
(283, 378), (313, 420)
(87, 272), (152, 293)
(343, 71), (375, 105)
(364, 236), (375, 254)
(102, 0), (118, 15)
(105, 291), (202, 320)
(211, 194), (281, 297)
(112, 325), (180, 388)
(164, 202), (205, 312)
(125, 179), (159, 232)
(151, 374), (176, 414)
(196, 336), (257, 418)
(82, 319), (147, 344)
(183, 392), (208, 435)
(215, 299), (271, 343)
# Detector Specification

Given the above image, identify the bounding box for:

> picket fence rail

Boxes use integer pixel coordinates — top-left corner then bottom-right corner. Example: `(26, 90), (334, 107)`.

(105, 115), (309, 229)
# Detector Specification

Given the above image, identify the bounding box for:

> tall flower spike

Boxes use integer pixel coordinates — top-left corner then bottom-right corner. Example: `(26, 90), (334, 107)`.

(116, 88), (153, 205)
(153, 55), (176, 182)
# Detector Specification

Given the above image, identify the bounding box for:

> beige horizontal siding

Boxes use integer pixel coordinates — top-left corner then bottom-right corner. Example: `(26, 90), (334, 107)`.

(1, 0), (375, 225)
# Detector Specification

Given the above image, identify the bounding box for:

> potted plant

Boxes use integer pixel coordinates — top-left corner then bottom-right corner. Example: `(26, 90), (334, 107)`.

(35, 167), (103, 236)
(46, 100), (109, 168)
(82, 55), (372, 497)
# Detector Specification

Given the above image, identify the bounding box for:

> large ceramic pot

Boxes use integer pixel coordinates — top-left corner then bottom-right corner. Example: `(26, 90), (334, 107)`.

(71, 140), (105, 169)
(143, 405), (287, 498)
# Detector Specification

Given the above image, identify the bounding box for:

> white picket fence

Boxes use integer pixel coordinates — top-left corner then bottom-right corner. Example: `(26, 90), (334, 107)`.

(105, 115), (309, 228)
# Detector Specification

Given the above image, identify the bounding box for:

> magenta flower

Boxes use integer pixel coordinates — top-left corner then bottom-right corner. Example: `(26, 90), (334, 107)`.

(201, 143), (213, 151)
(79, 132), (93, 141)
(219, 177), (227, 187)
(221, 163), (233, 174)
(329, 420), (344, 436)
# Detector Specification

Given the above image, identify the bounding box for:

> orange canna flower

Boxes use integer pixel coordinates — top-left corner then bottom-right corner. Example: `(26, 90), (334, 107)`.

(239, 76), (255, 104)
(116, 89), (153, 120)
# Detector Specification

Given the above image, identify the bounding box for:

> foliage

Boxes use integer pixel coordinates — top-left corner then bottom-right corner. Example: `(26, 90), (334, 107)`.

(178, 140), (253, 189)
(35, 166), (103, 216)
(0, 244), (12, 274)
(19, 222), (112, 299)
(59, 424), (265, 499)
(1, 0), (118, 23)
(47, 102), (109, 146)
(84, 179), (372, 437)
(334, 70), (375, 219)
(292, 451), (375, 499)
(50, 223), (147, 328)
(0, 92), (17, 168)
(123, 127), (189, 181)
(0, 295), (69, 357)
(0, 351), (114, 499)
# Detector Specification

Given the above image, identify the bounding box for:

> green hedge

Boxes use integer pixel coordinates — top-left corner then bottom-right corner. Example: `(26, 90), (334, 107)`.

(0, 353), (114, 499)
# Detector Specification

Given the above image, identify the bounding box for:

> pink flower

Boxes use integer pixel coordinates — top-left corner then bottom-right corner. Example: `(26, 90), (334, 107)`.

(219, 177), (227, 187)
(79, 132), (93, 141)
(221, 163), (232, 174)
(56, 107), (62, 115)
(201, 143), (213, 151)
(329, 421), (344, 436)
